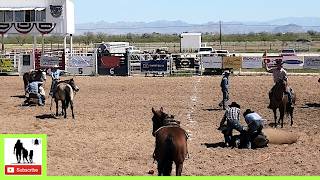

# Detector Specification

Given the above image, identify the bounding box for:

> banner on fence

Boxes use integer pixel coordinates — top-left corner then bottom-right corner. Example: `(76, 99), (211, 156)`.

(69, 56), (94, 67)
(202, 56), (222, 69)
(222, 57), (242, 69)
(263, 56), (283, 68)
(304, 56), (320, 69)
(141, 60), (168, 72)
(98, 55), (128, 76)
(242, 57), (262, 69)
(40, 56), (59, 67)
(282, 56), (304, 69)
(175, 58), (196, 69)
(0, 58), (13, 72)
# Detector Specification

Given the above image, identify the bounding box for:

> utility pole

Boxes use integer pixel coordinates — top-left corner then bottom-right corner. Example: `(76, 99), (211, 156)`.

(1, 34), (4, 52)
(219, 21), (222, 50)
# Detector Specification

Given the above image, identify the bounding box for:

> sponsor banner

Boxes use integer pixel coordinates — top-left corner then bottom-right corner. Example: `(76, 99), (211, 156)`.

(0, 58), (13, 72)
(175, 58), (196, 69)
(222, 57), (242, 69)
(282, 56), (304, 69)
(202, 56), (222, 69)
(1, 134), (47, 176)
(141, 60), (168, 72)
(263, 56), (283, 68)
(101, 56), (120, 69)
(242, 57), (262, 69)
(304, 56), (320, 69)
(69, 56), (94, 68)
(40, 56), (60, 67)
(98, 55), (128, 76)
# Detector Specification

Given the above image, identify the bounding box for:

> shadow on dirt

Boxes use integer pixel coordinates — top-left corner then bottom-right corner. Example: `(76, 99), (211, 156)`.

(301, 103), (320, 108)
(36, 114), (57, 120)
(202, 108), (222, 112)
(202, 142), (226, 149)
(11, 95), (26, 99)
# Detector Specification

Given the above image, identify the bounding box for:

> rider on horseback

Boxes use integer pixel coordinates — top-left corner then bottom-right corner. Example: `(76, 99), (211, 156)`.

(49, 65), (65, 97)
(264, 59), (293, 109)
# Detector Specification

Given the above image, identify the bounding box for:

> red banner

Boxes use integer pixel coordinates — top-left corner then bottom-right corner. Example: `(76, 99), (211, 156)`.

(101, 56), (121, 69)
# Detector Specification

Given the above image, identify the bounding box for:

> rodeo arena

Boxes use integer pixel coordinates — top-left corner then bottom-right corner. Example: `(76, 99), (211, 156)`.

(0, 0), (319, 176)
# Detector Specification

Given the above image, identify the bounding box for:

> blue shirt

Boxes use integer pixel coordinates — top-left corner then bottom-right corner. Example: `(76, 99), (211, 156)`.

(27, 81), (42, 94)
(244, 112), (263, 132)
(221, 76), (229, 91)
(51, 69), (63, 80)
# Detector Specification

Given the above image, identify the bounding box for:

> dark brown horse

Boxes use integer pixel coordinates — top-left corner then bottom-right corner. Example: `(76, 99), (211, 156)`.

(270, 79), (296, 128)
(151, 107), (188, 176)
(23, 69), (46, 95)
(54, 79), (79, 119)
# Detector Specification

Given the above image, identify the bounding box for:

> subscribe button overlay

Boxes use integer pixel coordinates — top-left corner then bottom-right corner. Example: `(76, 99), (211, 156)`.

(3, 136), (46, 176)
(5, 165), (41, 175)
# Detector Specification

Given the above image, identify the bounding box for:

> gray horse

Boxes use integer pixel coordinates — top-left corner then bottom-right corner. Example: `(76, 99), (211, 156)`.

(54, 79), (79, 119)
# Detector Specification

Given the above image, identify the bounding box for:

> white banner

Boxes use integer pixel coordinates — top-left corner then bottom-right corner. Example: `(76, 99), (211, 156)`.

(304, 56), (320, 69)
(40, 56), (59, 67)
(69, 55), (94, 67)
(202, 56), (222, 69)
(282, 56), (304, 69)
(242, 57), (262, 69)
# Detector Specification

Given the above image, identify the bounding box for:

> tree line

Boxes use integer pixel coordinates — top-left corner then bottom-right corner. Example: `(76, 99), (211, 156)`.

(2, 31), (320, 45)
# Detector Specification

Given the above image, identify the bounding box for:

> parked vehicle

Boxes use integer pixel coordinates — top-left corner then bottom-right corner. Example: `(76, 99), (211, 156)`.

(280, 49), (296, 56)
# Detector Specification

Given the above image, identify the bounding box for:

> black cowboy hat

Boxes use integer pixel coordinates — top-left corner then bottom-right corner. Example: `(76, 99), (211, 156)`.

(229, 102), (240, 108)
(243, 109), (254, 117)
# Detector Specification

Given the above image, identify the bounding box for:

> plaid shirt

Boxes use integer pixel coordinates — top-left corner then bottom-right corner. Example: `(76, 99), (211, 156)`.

(220, 107), (241, 127)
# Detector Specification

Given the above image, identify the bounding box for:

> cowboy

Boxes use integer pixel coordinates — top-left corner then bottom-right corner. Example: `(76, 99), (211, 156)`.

(219, 70), (231, 110)
(218, 102), (245, 147)
(264, 59), (293, 108)
(243, 109), (268, 149)
(26, 81), (45, 106)
(49, 65), (65, 97)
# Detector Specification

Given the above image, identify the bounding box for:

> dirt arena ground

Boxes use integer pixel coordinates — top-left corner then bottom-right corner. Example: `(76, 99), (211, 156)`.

(0, 75), (319, 176)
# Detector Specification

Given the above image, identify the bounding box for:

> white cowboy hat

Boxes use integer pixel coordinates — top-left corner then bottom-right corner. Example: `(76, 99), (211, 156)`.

(53, 65), (59, 68)
(222, 70), (231, 75)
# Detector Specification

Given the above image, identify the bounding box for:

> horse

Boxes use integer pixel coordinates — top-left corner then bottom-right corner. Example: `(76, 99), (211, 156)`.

(270, 79), (296, 128)
(23, 69), (46, 95)
(151, 107), (188, 176)
(53, 78), (79, 119)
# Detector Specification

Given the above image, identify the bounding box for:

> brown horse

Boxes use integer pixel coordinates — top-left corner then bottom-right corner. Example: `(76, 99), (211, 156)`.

(54, 79), (79, 119)
(23, 69), (46, 95)
(270, 79), (296, 128)
(151, 107), (188, 176)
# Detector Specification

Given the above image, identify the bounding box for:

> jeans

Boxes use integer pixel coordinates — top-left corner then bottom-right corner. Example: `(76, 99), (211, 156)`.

(219, 89), (229, 109)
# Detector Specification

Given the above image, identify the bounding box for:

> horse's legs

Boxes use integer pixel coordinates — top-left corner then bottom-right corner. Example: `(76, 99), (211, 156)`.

(279, 106), (285, 128)
(62, 101), (67, 118)
(55, 99), (59, 116)
(163, 160), (173, 176)
(273, 109), (277, 128)
(70, 100), (75, 119)
(157, 161), (163, 176)
(176, 163), (183, 176)
(290, 108), (294, 126)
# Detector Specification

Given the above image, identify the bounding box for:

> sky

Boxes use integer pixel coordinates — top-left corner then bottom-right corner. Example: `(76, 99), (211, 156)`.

(75, 0), (320, 24)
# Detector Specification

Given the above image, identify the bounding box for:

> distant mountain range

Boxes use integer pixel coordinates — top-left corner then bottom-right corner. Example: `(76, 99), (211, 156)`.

(75, 17), (320, 35)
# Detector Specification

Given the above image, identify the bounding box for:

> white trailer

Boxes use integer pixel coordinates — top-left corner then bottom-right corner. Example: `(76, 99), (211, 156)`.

(180, 33), (202, 53)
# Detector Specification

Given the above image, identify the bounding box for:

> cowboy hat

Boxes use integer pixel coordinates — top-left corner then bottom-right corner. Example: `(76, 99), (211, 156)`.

(52, 65), (59, 68)
(229, 102), (240, 108)
(222, 70), (231, 76)
(243, 109), (254, 117)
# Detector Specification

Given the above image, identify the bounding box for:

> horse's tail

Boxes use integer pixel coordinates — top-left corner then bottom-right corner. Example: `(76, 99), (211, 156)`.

(64, 85), (74, 109)
(163, 135), (174, 175)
